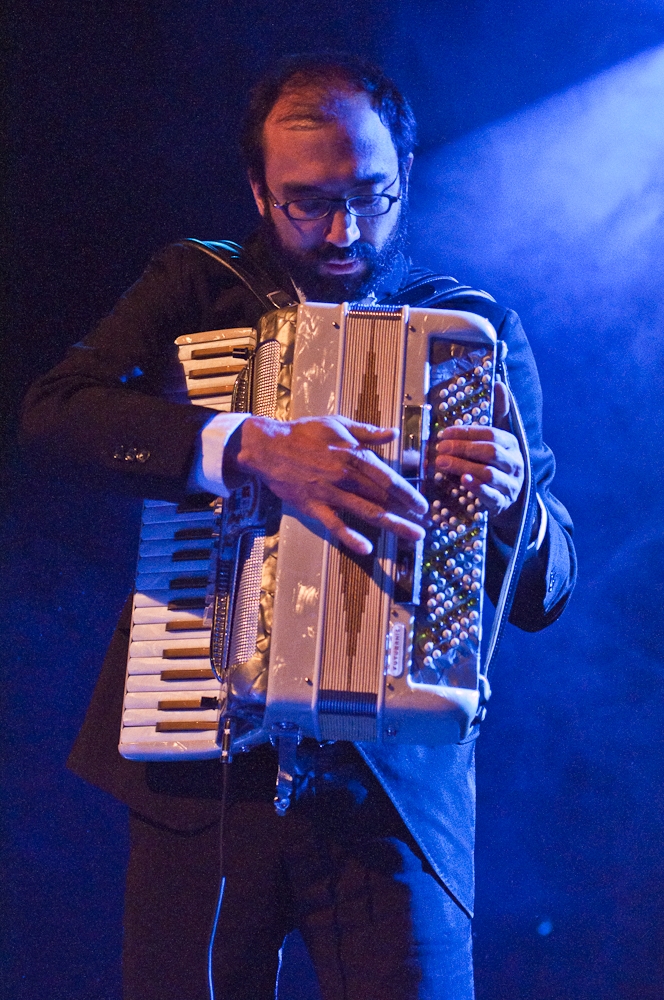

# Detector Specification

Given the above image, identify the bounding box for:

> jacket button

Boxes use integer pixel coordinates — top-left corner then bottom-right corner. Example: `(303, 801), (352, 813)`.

(136, 449), (151, 463)
(112, 446), (125, 460)
(125, 447), (137, 462)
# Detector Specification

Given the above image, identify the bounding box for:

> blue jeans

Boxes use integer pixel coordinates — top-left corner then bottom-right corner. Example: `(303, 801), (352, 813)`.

(123, 743), (474, 1000)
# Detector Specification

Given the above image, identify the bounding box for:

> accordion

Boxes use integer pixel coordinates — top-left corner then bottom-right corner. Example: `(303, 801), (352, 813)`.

(119, 302), (497, 764)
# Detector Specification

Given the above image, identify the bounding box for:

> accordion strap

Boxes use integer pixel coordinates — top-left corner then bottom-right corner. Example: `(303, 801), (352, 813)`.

(184, 238), (296, 310)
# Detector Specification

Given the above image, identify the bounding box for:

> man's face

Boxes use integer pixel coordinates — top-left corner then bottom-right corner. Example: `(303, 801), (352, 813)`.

(249, 87), (410, 301)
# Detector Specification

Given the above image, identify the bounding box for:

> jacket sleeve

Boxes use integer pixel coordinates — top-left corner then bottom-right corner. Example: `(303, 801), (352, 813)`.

(483, 309), (577, 631)
(20, 243), (226, 502)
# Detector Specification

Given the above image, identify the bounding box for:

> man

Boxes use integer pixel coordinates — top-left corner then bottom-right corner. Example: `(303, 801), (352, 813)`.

(21, 55), (575, 1000)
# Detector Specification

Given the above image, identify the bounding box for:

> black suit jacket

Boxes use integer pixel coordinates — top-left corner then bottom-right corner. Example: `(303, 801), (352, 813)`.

(21, 232), (576, 916)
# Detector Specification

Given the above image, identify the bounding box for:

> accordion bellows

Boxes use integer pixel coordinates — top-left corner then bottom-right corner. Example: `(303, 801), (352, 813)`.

(119, 303), (497, 760)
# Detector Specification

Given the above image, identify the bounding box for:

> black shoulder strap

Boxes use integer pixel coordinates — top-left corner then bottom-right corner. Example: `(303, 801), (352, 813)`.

(184, 238), (296, 311)
(381, 270), (510, 334)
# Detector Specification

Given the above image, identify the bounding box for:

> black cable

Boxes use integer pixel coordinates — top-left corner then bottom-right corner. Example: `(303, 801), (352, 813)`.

(207, 759), (230, 1000)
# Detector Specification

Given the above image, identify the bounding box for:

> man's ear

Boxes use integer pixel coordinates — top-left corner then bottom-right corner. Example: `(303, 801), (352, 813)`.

(248, 172), (268, 217)
(403, 153), (414, 190)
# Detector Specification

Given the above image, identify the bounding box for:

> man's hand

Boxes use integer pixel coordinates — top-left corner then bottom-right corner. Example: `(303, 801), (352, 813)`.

(236, 415), (428, 556)
(434, 381), (526, 543)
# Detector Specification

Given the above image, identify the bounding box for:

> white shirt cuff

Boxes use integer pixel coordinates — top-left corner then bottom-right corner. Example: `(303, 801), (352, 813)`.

(490, 493), (548, 560)
(187, 412), (250, 497)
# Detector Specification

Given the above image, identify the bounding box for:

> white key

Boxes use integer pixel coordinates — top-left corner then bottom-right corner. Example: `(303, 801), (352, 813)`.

(133, 606), (208, 625)
(135, 574), (212, 591)
(126, 674), (221, 692)
(140, 519), (215, 541)
(133, 589), (212, 608)
(138, 539), (215, 559)
(124, 691), (219, 709)
(137, 555), (213, 574)
(129, 639), (211, 659)
(120, 727), (220, 744)
(122, 709), (219, 726)
(142, 506), (215, 524)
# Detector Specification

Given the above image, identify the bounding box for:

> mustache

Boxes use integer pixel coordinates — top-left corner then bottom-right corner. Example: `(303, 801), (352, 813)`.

(308, 242), (378, 263)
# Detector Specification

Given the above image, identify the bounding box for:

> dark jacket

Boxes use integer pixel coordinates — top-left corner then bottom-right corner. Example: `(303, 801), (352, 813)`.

(21, 232), (576, 916)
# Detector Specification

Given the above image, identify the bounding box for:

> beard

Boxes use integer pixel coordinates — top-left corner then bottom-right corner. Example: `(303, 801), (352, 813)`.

(260, 198), (409, 303)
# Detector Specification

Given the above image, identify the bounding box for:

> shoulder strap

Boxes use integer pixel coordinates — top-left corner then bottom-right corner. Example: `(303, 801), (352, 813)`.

(184, 238), (296, 311)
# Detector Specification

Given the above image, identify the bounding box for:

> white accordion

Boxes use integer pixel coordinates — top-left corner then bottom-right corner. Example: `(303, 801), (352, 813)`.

(119, 303), (497, 763)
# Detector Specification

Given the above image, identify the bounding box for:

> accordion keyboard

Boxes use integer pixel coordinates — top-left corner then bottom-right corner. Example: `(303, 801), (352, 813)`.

(119, 327), (256, 760)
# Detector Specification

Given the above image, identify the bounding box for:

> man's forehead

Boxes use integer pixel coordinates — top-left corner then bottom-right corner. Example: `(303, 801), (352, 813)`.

(267, 84), (369, 129)
(262, 86), (399, 188)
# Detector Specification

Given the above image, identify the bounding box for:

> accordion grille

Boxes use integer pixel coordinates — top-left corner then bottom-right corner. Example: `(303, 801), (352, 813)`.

(229, 529), (266, 666)
(318, 309), (406, 737)
(253, 340), (281, 418)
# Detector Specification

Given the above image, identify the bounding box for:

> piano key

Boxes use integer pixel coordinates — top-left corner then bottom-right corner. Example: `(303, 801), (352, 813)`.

(126, 674), (220, 692)
(175, 330), (255, 356)
(133, 589), (211, 608)
(130, 623), (210, 642)
(120, 726), (221, 745)
(122, 709), (219, 727)
(187, 363), (246, 379)
(187, 382), (235, 399)
(124, 692), (219, 710)
(176, 494), (218, 513)
(129, 639), (210, 659)
(189, 345), (250, 362)
(137, 556), (214, 575)
(138, 538), (214, 558)
(173, 527), (215, 541)
(187, 398), (233, 411)
(141, 507), (215, 525)
(160, 667), (216, 680)
(127, 656), (210, 675)
(140, 519), (215, 541)
(155, 721), (219, 732)
(135, 574), (211, 591)
(133, 606), (208, 625)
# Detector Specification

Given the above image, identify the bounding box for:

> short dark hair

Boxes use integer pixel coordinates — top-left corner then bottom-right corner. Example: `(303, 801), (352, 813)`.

(241, 53), (417, 183)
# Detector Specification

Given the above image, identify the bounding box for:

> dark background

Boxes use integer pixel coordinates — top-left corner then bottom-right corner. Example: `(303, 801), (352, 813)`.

(3, 2), (664, 997)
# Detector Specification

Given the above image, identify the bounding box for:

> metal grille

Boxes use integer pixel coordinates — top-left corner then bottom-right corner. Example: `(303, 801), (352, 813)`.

(319, 308), (407, 707)
(229, 529), (266, 665)
(253, 340), (281, 417)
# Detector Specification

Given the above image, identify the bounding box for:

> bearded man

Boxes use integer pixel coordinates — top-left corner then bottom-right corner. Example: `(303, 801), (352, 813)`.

(21, 54), (576, 1000)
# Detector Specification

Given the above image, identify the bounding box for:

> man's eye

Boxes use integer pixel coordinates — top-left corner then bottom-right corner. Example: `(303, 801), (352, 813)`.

(350, 196), (382, 209)
(289, 199), (328, 218)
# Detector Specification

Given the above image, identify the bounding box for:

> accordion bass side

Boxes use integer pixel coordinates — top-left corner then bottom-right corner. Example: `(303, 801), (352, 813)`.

(119, 303), (497, 762)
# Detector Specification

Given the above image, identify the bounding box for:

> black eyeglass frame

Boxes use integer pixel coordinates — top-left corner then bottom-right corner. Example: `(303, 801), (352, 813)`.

(268, 175), (403, 221)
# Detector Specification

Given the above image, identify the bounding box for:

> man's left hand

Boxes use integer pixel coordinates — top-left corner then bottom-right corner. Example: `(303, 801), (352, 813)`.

(434, 381), (525, 539)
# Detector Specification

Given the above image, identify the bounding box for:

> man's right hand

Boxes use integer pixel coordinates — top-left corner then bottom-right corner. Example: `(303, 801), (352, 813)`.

(235, 415), (428, 555)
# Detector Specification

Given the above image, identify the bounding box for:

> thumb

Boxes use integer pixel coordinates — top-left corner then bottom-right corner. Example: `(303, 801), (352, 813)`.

(493, 380), (511, 429)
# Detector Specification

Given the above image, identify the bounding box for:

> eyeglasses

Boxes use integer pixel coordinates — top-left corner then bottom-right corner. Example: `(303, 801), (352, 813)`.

(269, 175), (402, 221)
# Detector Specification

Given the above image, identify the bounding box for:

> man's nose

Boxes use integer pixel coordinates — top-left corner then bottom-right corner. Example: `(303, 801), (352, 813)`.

(324, 206), (361, 247)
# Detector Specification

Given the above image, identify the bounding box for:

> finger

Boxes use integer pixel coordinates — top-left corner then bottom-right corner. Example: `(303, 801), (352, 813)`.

(341, 447), (428, 515)
(334, 416), (399, 443)
(437, 425), (515, 445)
(435, 443), (521, 478)
(321, 484), (427, 542)
(308, 502), (375, 555)
(460, 470), (521, 507)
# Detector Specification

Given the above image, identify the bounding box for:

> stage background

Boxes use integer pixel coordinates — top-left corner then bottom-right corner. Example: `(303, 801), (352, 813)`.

(3, 2), (664, 997)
